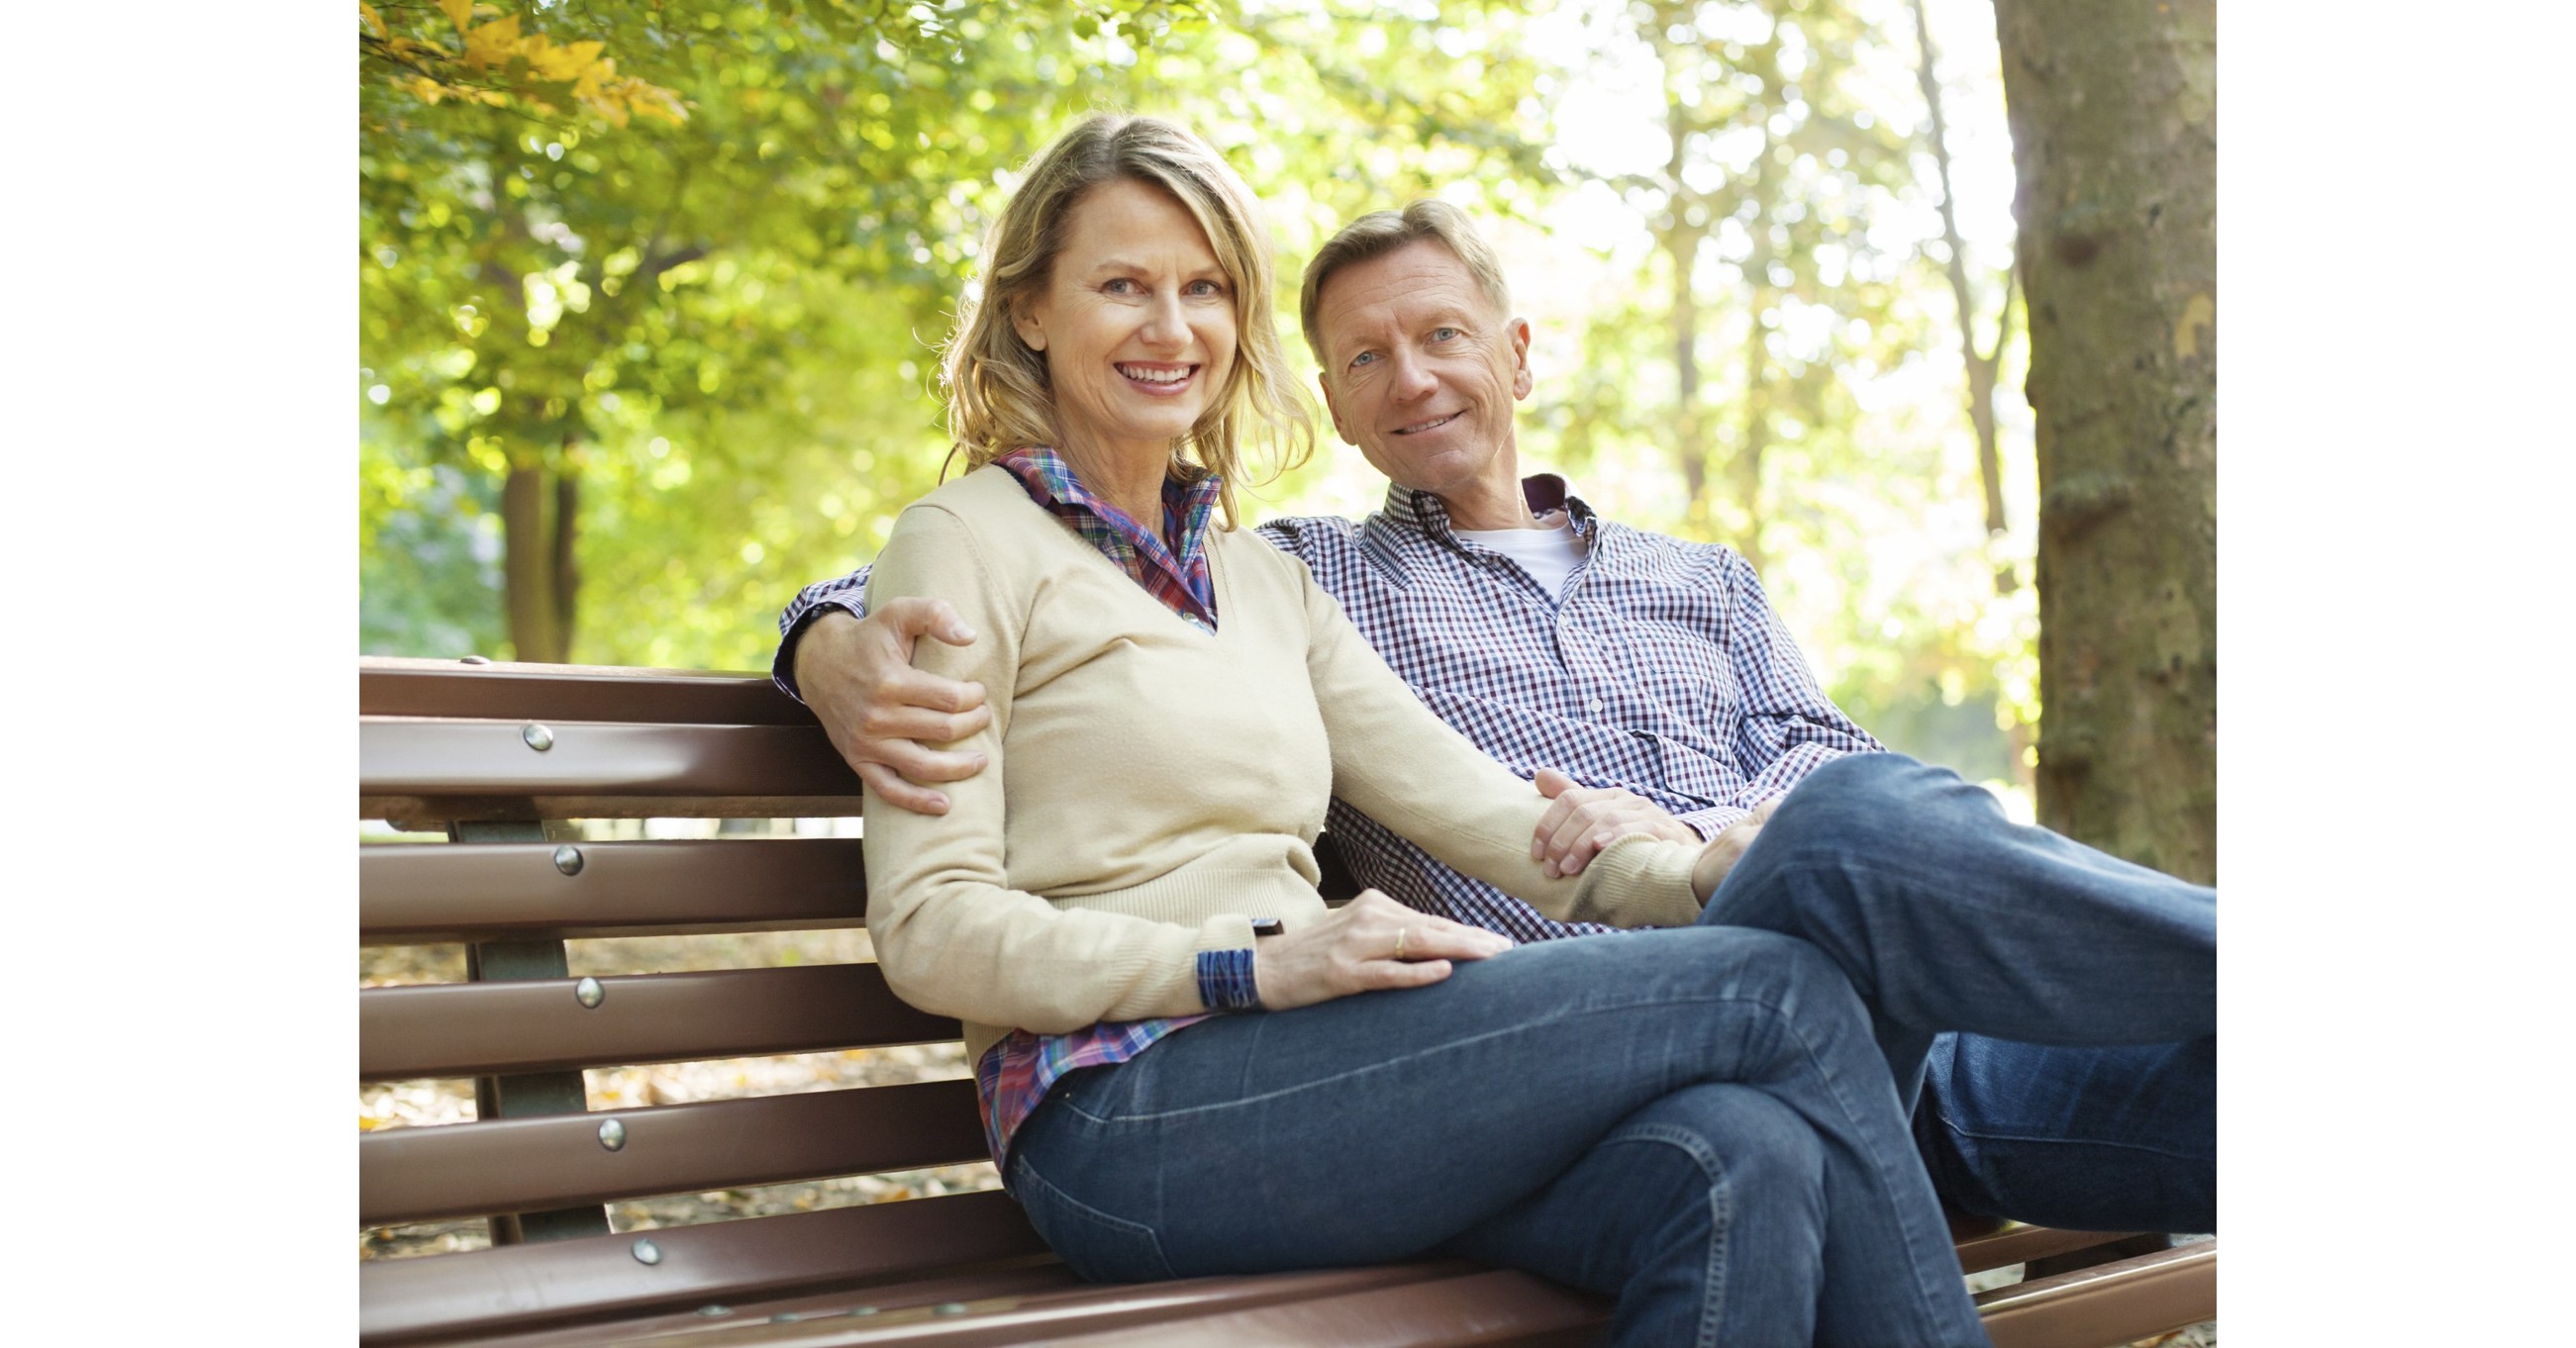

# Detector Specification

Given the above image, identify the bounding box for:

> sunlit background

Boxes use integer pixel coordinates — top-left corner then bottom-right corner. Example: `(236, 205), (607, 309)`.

(360, 0), (2035, 809)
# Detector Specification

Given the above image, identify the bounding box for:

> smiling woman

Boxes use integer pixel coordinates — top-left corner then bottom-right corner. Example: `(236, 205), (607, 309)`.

(1007, 180), (1240, 522)
(937, 115), (1310, 530)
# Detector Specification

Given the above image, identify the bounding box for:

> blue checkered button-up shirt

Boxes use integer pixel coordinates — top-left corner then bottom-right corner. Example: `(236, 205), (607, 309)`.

(776, 473), (1880, 944)
(1252, 475), (1881, 941)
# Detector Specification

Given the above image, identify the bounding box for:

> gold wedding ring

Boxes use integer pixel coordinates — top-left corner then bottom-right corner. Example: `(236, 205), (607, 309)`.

(1393, 927), (1409, 961)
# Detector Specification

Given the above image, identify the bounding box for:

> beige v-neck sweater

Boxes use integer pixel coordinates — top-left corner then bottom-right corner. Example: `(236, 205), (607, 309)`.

(861, 466), (1707, 1063)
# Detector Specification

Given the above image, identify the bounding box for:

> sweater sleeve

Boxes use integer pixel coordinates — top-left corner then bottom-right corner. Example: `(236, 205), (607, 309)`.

(1295, 559), (1707, 929)
(858, 505), (1256, 1032)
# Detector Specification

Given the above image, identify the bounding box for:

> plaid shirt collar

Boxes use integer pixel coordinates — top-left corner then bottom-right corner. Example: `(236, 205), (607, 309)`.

(1378, 473), (1599, 551)
(994, 445), (1223, 631)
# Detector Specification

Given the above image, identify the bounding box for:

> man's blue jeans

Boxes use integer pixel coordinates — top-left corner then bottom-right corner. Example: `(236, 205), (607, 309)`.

(1916, 1033), (2216, 1232)
(1701, 752), (2219, 1233)
(1009, 925), (1990, 1347)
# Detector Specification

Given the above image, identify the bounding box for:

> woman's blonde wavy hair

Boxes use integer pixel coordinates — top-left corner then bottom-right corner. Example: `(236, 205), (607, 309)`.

(940, 114), (1313, 527)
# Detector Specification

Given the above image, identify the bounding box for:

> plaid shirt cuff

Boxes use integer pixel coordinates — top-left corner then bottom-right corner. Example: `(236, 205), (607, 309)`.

(1195, 947), (1262, 1011)
(1672, 804), (1756, 842)
(769, 594), (869, 704)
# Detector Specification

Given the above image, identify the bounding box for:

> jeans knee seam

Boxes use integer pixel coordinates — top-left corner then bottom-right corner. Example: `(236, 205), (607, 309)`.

(1593, 1123), (1731, 1348)
(1934, 1114), (2209, 1163)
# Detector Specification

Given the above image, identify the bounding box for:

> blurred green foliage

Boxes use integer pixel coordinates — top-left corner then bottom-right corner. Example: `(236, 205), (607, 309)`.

(358, 0), (2036, 793)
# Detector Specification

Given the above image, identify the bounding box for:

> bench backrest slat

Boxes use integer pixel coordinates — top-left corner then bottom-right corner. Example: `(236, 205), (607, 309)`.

(360, 1079), (985, 1226)
(361, 658), (815, 725)
(361, 838), (868, 942)
(361, 720), (862, 801)
(359, 964), (956, 1082)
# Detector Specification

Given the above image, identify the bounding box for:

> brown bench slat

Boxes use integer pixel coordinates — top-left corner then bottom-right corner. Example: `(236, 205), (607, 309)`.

(456, 1264), (1504, 1348)
(362, 719), (862, 803)
(362, 658), (811, 726)
(366, 793), (872, 824)
(360, 1081), (985, 1226)
(1953, 1222), (2148, 1276)
(360, 965), (955, 1082)
(361, 839), (868, 943)
(1976, 1238), (2218, 1348)
(1028, 1266), (1608, 1348)
(359, 1190), (1051, 1346)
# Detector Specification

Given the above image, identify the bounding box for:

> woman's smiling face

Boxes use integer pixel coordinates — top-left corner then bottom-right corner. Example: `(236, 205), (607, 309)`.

(1014, 177), (1238, 470)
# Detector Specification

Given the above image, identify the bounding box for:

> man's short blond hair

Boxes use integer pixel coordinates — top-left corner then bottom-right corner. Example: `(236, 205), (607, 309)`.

(1298, 201), (1513, 368)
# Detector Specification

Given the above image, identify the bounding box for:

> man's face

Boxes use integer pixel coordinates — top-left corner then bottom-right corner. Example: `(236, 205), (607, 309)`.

(1313, 240), (1533, 501)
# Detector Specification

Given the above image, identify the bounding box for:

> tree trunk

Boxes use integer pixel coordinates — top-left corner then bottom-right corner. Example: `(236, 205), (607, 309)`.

(502, 460), (579, 664)
(1669, 220), (1710, 524)
(1994, 0), (2217, 882)
(1657, 48), (1715, 538)
(551, 465), (580, 656)
(1731, 313), (1772, 577)
(1911, 0), (2018, 595)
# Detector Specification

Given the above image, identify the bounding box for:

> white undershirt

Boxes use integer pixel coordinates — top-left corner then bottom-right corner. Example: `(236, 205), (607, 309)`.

(1453, 510), (1589, 599)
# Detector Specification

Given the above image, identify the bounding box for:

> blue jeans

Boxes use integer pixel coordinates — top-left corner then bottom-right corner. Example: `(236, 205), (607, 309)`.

(1701, 752), (2219, 1233)
(1008, 925), (1989, 1347)
(1916, 1033), (2216, 1233)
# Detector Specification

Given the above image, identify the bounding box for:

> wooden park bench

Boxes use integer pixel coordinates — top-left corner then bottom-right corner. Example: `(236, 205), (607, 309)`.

(358, 655), (2218, 1346)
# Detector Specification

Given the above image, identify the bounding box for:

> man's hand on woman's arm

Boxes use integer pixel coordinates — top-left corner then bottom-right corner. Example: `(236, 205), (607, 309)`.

(794, 598), (994, 815)
(1528, 768), (1782, 903)
(1530, 769), (1702, 877)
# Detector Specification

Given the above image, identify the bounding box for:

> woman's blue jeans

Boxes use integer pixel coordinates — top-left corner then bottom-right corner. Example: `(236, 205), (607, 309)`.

(1008, 925), (1990, 1348)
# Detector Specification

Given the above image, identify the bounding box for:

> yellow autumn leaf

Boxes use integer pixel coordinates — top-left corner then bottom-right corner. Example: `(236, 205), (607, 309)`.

(543, 39), (608, 83)
(636, 88), (687, 126)
(524, 34), (604, 83)
(2172, 292), (2215, 359)
(462, 15), (521, 70)
(570, 53), (616, 99)
(438, 0), (473, 35)
(516, 32), (561, 73)
(360, 2), (387, 40)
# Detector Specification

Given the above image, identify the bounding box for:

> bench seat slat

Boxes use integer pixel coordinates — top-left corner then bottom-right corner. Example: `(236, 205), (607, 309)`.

(382, 1260), (1543, 1348)
(361, 839), (868, 943)
(1975, 1238), (2217, 1348)
(360, 1081), (986, 1226)
(362, 719), (862, 803)
(359, 1190), (1050, 1346)
(360, 965), (955, 1081)
(1950, 1221), (2148, 1276)
(1026, 1267), (1607, 1348)
(362, 658), (809, 726)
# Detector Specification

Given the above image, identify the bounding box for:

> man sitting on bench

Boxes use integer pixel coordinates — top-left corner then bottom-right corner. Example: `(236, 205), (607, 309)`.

(775, 201), (2216, 1240)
